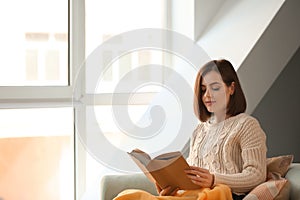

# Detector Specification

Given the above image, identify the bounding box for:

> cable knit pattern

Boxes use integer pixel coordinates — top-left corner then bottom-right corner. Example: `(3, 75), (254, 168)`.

(187, 113), (267, 195)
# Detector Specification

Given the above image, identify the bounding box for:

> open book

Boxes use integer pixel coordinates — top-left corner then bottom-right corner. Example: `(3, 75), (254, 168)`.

(128, 148), (199, 191)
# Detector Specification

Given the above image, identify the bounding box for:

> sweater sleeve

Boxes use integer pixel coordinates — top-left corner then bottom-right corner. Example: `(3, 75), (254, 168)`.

(213, 117), (267, 194)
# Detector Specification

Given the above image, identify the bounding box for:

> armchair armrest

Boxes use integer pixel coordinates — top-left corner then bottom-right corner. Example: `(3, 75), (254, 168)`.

(285, 163), (300, 200)
(100, 173), (157, 200)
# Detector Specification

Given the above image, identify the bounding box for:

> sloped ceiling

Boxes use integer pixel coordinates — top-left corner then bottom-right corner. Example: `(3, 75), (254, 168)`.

(196, 0), (300, 113)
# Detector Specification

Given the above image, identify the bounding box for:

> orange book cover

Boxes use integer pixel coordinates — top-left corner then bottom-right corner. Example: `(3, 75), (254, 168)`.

(128, 148), (199, 191)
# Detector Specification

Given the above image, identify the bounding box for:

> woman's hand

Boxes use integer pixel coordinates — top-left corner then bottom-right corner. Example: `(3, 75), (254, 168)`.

(155, 182), (179, 196)
(185, 166), (214, 188)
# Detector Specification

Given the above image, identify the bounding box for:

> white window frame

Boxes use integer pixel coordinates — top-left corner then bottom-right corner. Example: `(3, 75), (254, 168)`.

(0, 0), (84, 199)
(0, 0), (175, 199)
(0, 0), (86, 106)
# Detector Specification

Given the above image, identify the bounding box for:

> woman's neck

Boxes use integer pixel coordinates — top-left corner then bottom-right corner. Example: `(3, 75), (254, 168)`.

(211, 112), (231, 123)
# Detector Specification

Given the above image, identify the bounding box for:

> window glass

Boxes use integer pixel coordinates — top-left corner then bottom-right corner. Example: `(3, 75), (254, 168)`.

(85, 0), (166, 94)
(0, 108), (74, 200)
(0, 0), (68, 86)
(82, 2), (168, 198)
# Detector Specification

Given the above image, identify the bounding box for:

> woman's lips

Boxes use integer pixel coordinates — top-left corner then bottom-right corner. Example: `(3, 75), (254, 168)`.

(205, 101), (216, 106)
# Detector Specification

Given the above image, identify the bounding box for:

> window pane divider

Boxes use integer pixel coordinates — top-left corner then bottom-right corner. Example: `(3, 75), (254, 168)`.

(0, 98), (78, 109)
(81, 92), (157, 105)
(0, 86), (73, 100)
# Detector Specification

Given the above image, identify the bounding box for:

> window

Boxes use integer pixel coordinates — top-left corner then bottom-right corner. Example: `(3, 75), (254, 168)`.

(0, 108), (74, 200)
(80, 0), (170, 198)
(0, 0), (197, 199)
(0, 0), (68, 86)
(85, 0), (167, 93)
(0, 0), (74, 200)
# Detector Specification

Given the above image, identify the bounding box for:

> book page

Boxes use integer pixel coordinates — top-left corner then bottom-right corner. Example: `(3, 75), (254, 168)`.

(127, 150), (156, 183)
(128, 149), (151, 166)
(154, 151), (182, 161)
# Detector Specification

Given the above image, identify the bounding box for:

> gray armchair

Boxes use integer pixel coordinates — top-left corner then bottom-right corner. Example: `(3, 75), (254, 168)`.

(100, 163), (300, 200)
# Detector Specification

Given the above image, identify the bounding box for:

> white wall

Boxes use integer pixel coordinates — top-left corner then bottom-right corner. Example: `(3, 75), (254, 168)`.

(196, 0), (285, 68)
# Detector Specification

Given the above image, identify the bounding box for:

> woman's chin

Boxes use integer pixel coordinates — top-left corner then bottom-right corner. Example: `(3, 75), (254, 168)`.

(206, 107), (214, 113)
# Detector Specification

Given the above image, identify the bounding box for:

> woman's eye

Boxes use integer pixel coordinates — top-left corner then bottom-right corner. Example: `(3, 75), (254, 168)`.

(212, 87), (220, 91)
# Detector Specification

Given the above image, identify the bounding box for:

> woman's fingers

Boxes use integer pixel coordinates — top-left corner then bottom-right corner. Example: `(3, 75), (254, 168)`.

(159, 186), (170, 196)
(159, 186), (179, 196)
(155, 182), (162, 194)
(169, 187), (180, 196)
(185, 166), (214, 188)
(188, 166), (210, 174)
(157, 166), (214, 195)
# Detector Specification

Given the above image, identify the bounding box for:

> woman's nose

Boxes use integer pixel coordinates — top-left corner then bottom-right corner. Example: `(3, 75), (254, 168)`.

(204, 89), (211, 97)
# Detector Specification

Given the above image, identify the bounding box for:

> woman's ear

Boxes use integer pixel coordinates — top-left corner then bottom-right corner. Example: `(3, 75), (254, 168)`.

(230, 82), (235, 95)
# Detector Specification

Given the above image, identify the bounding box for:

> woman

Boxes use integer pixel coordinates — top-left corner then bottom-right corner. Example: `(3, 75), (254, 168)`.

(157, 59), (267, 199)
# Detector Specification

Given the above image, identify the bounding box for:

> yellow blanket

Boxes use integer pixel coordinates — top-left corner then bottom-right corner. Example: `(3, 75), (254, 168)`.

(113, 184), (233, 200)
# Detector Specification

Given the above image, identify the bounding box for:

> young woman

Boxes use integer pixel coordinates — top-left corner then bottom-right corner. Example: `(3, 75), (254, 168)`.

(157, 59), (267, 200)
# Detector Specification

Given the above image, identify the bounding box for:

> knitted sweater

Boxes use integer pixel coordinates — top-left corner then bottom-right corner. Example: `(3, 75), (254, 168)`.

(187, 113), (267, 194)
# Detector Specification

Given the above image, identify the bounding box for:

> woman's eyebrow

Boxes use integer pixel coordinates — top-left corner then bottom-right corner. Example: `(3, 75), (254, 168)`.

(201, 82), (221, 87)
(209, 82), (222, 86)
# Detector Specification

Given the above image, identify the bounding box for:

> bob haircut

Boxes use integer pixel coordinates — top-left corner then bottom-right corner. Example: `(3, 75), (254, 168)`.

(194, 59), (247, 122)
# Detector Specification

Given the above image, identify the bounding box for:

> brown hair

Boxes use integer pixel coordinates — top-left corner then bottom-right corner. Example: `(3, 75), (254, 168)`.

(194, 59), (247, 122)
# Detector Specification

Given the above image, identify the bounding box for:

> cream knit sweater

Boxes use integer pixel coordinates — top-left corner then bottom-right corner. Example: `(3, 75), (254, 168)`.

(187, 113), (267, 194)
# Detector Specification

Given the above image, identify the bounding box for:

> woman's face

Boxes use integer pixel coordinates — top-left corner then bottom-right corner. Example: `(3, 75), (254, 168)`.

(201, 70), (234, 115)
